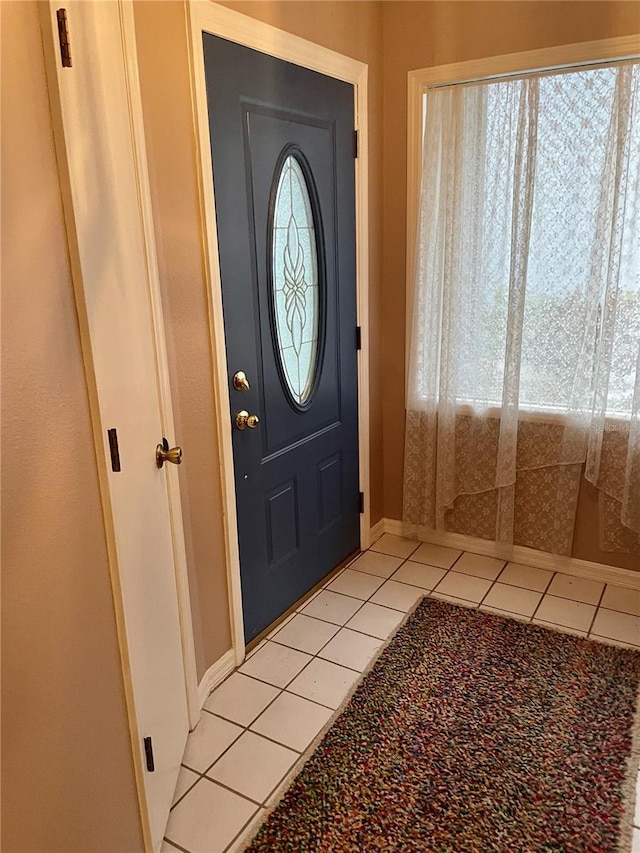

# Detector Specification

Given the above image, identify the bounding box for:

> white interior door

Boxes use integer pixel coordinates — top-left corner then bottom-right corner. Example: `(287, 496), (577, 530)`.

(40, 2), (192, 849)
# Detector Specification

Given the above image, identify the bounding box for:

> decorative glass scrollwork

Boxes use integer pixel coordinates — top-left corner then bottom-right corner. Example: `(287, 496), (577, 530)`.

(271, 154), (320, 406)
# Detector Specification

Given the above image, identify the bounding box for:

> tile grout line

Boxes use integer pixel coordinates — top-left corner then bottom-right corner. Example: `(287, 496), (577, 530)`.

(287, 624), (372, 672)
(169, 773), (202, 812)
(163, 835), (191, 853)
(198, 687), (302, 774)
(238, 659), (316, 692)
(221, 807), (263, 853)
(479, 581), (523, 619)
(204, 707), (304, 754)
(507, 565), (555, 625)
(474, 559), (509, 611)
(424, 553), (507, 612)
(267, 554), (497, 739)
(199, 773), (264, 809)
(529, 571), (558, 624)
(586, 584), (607, 638)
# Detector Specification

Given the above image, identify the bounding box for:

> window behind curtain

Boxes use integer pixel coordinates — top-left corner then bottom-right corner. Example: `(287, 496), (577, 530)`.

(424, 63), (640, 417)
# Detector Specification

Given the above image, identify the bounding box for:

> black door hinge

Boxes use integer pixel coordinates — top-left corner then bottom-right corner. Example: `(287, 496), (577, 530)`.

(359, 491), (365, 514)
(355, 326), (362, 350)
(144, 737), (155, 772)
(107, 428), (121, 473)
(353, 129), (359, 159)
(56, 9), (72, 68)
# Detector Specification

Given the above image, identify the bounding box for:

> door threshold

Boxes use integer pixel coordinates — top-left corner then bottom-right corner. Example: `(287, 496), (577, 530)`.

(245, 548), (361, 654)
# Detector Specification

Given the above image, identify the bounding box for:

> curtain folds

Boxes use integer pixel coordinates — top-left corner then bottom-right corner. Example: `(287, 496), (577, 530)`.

(403, 63), (640, 556)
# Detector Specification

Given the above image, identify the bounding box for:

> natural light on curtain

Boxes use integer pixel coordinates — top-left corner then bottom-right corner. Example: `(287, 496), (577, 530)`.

(403, 62), (640, 556)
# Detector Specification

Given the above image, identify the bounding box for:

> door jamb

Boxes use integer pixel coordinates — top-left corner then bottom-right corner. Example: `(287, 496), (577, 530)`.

(186, 1), (371, 664)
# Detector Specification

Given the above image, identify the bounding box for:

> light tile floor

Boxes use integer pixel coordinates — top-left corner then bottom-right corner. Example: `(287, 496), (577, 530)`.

(164, 534), (640, 853)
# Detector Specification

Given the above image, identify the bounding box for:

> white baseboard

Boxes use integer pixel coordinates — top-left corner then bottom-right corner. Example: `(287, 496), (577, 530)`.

(197, 648), (236, 712)
(383, 519), (403, 537)
(369, 518), (386, 543)
(371, 518), (640, 590)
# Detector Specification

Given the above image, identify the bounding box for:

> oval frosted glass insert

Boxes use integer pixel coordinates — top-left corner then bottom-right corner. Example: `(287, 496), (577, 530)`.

(272, 155), (319, 406)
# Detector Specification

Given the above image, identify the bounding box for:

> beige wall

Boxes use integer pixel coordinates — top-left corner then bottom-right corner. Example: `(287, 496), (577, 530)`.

(572, 480), (639, 571)
(381, 1), (640, 568)
(1, 2), (144, 850)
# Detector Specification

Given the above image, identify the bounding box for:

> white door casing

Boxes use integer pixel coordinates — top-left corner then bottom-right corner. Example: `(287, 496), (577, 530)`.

(39, 2), (197, 849)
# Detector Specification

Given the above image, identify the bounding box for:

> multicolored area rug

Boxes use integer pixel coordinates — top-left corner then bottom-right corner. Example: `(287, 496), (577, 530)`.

(246, 598), (640, 853)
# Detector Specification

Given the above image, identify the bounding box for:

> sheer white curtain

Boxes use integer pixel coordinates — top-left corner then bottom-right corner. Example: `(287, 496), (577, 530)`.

(403, 63), (640, 555)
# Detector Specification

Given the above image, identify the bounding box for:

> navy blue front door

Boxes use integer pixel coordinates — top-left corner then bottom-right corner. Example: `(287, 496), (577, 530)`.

(204, 36), (360, 643)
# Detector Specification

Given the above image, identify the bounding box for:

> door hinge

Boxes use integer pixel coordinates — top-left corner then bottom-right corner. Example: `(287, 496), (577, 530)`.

(353, 129), (359, 159)
(355, 326), (362, 350)
(107, 428), (121, 473)
(359, 491), (365, 514)
(56, 9), (72, 68)
(144, 737), (155, 772)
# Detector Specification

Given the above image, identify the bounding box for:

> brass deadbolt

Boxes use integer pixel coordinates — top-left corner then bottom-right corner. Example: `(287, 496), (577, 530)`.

(233, 371), (250, 391)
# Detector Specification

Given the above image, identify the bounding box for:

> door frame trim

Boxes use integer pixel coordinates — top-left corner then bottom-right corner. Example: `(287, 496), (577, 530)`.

(186, 1), (371, 662)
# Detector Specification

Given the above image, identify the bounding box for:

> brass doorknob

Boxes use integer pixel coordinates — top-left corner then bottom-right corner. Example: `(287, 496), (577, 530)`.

(156, 438), (183, 468)
(235, 410), (260, 430)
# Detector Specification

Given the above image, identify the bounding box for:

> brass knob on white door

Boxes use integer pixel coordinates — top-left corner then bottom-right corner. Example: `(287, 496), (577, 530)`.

(156, 437), (183, 468)
(235, 410), (260, 430)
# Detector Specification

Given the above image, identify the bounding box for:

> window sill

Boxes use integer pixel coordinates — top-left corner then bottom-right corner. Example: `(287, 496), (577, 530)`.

(420, 402), (632, 429)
